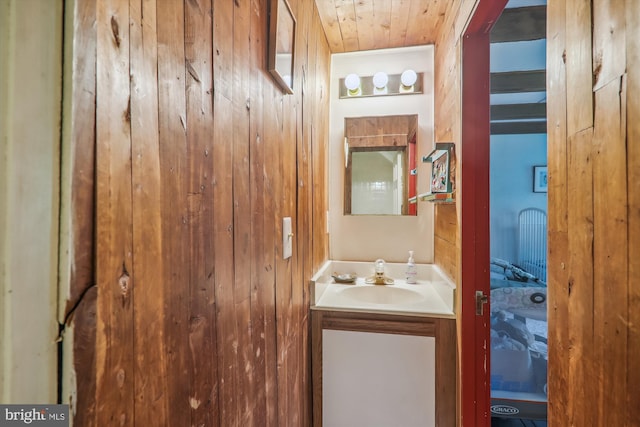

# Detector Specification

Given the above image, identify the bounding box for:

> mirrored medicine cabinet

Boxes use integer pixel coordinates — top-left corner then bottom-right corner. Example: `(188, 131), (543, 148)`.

(344, 114), (418, 216)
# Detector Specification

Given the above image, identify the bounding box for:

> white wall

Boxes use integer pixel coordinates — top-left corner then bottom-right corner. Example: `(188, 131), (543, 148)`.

(0, 0), (62, 403)
(490, 134), (547, 262)
(329, 46), (434, 263)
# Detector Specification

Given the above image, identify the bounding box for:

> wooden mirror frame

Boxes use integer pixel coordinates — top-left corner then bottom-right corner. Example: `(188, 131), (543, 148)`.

(268, 0), (296, 94)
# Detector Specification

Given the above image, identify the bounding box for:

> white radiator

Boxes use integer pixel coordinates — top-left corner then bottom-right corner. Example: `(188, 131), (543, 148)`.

(517, 208), (547, 282)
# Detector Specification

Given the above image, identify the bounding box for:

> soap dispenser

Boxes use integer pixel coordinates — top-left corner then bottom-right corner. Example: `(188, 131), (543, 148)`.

(406, 250), (417, 284)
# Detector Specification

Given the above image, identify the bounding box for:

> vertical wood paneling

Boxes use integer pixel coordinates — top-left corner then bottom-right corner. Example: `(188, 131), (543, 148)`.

(129, 0), (168, 424)
(184, 0), (219, 425)
(548, 1), (639, 425)
(84, 0), (330, 426)
(211, 0), (237, 423)
(275, 0), (301, 421)
(435, 319), (457, 427)
(565, 0), (593, 135)
(212, 91), (237, 425)
(232, 1), (255, 424)
(156, 1), (191, 425)
(433, 0), (462, 286)
(213, 0), (233, 101)
(61, 0), (97, 423)
(546, 0), (569, 422)
(263, 76), (281, 427)
(565, 128), (595, 427)
(592, 0), (625, 91)
(249, 0), (268, 425)
(95, 0), (135, 424)
(296, 3), (311, 422)
(70, 288), (97, 425)
(626, 0), (640, 423)
(313, 28), (330, 270)
(592, 77), (627, 427)
(275, 60), (297, 427)
(62, 0), (97, 326)
(432, 5), (463, 422)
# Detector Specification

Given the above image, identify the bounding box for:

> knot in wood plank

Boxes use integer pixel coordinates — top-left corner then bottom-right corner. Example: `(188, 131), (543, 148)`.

(110, 15), (121, 48)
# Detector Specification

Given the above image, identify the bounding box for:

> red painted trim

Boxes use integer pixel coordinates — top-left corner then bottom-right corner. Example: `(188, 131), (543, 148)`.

(460, 1), (507, 426)
(466, 0), (507, 34)
(408, 135), (417, 215)
(461, 33), (491, 427)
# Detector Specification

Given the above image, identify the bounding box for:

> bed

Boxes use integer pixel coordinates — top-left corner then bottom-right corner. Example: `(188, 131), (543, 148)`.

(490, 208), (548, 420)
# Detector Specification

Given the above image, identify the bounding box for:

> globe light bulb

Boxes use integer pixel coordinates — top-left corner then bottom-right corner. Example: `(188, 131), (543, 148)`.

(344, 73), (361, 96)
(400, 69), (418, 91)
(372, 71), (388, 89)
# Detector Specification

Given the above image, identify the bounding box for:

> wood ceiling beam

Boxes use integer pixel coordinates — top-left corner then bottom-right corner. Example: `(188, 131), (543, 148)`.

(491, 70), (546, 93)
(491, 6), (547, 43)
(490, 121), (547, 135)
(491, 103), (547, 120)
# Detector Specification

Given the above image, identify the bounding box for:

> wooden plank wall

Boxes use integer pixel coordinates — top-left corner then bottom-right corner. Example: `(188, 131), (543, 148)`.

(63, 0), (330, 425)
(432, 2), (468, 424)
(547, 1), (640, 425)
(60, 0), (97, 422)
(435, 2), (640, 426)
(433, 0), (468, 284)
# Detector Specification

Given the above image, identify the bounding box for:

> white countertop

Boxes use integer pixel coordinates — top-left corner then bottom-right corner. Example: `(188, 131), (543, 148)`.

(310, 260), (456, 318)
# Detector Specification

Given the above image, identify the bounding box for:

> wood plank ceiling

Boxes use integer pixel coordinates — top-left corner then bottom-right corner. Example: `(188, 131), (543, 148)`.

(315, 0), (450, 53)
(316, 1), (547, 135)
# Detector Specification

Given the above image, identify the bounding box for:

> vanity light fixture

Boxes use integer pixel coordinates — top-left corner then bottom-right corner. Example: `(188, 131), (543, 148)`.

(400, 69), (418, 93)
(372, 71), (389, 94)
(338, 71), (423, 98)
(344, 73), (362, 96)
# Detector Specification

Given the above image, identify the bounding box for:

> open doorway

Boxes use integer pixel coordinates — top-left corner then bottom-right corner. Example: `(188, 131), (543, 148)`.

(460, 0), (548, 426)
(488, 0), (548, 425)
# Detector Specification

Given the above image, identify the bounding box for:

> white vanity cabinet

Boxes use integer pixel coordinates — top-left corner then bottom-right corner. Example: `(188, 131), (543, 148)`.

(311, 310), (456, 427)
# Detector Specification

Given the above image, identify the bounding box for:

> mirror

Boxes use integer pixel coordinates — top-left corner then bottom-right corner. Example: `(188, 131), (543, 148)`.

(344, 115), (418, 215)
(268, 0), (296, 94)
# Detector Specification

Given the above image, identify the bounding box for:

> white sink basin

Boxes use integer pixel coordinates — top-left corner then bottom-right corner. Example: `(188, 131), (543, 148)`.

(339, 285), (425, 305)
(310, 260), (455, 318)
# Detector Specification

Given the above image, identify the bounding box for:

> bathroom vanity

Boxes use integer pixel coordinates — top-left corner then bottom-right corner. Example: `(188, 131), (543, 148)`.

(310, 261), (457, 427)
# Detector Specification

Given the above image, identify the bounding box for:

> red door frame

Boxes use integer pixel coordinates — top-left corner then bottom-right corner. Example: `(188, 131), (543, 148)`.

(460, 1), (507, 426)
(408, 134), (417, 215)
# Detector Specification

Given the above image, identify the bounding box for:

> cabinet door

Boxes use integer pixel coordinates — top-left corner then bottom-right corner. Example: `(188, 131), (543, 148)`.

(323, 330), (435, 427)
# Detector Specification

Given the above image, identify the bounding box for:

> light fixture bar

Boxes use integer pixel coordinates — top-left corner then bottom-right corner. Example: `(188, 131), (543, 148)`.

(338, 72), (424, 99)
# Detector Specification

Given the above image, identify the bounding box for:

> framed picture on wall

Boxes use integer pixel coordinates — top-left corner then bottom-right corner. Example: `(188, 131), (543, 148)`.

(533, 165), (548, 193)
(268, 0), (296, 94)
(424, 142), (454, 194)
